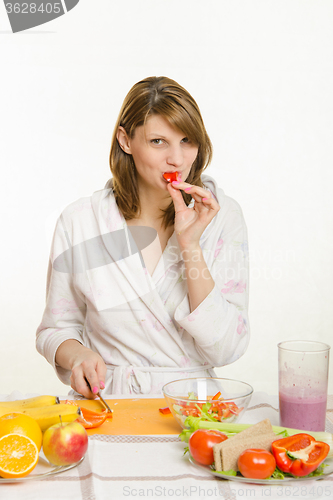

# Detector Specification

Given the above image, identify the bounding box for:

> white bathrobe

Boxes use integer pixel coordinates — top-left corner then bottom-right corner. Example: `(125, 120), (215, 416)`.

(36, 174), (250, 395)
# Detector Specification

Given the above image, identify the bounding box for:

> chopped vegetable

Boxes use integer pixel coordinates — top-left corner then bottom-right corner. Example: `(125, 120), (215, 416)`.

(172, 392), (243, 425)
(271, 434), (330, 477)
(77, 407), (109, 429)
(211, 391), (221, 400)
(163, 172), (179, 183)
(64, 400), (111, 429)
(159, 407), (171, 415)
(213, 469), (237, 476)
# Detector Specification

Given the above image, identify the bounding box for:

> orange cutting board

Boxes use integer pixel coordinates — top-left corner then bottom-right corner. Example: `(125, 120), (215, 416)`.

(62, 398), (181, 436)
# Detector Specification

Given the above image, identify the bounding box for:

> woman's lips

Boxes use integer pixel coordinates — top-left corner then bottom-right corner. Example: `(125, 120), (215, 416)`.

(162, 171), (180, 183)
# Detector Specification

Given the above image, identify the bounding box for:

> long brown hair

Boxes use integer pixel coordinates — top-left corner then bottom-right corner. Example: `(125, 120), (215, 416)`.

(109, 76), (213, 229)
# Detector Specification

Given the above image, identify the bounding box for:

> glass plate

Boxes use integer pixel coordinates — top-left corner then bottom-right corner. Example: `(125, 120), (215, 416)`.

(189, 457), (333, 485)
(0, 450), (84, 483)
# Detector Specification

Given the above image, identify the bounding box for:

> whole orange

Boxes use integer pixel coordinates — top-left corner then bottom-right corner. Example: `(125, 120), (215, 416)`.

(0, 413), (42, 451)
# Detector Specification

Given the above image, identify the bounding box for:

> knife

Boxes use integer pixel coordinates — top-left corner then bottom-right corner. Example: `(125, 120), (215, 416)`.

(84, 377), (113, 413)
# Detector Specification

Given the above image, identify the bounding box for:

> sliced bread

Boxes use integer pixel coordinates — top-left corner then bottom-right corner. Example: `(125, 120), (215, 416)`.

(213, 419), (277, 472)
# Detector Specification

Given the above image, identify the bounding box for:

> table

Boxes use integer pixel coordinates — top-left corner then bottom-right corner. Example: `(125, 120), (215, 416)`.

(0, 392), (332, 500)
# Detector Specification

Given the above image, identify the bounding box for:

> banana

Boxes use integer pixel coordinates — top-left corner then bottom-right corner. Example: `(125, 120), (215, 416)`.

(19, 404), (82, 432)
(0, 395), (59, 411)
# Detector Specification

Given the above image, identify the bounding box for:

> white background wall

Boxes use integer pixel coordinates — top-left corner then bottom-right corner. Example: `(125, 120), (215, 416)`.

(0, 0), (332, 397)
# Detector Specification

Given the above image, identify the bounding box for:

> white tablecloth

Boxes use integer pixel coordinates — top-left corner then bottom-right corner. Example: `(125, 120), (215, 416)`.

(0, 392), (332, 500)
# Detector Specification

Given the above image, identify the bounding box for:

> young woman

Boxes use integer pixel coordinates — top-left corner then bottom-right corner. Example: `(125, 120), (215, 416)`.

(36, 76), (249, 397)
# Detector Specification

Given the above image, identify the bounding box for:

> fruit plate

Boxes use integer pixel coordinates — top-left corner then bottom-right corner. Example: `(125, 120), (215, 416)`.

(189, 457), (333, 485)
(0, 451), (84, 483)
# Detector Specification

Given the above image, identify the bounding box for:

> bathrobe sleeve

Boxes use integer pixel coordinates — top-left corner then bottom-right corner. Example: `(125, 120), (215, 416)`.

(174, 197), (249, 367)
(36, 213), (87, 384)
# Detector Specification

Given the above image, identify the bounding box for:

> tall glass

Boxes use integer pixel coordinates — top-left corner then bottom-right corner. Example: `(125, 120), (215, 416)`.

(278, 340), (330, 431)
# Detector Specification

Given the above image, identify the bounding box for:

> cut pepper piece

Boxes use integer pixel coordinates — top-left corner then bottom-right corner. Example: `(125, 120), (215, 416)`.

(211, 391), (221, 400)
(271, 433), (330, 477)
(163, 172), (179, 183)
(77, 407), (110, 429)
(64, 400), (111, 429)
(159, 407), (171, 415)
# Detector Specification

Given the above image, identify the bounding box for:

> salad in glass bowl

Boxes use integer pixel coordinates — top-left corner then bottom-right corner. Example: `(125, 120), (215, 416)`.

(162, 378), (253, 429)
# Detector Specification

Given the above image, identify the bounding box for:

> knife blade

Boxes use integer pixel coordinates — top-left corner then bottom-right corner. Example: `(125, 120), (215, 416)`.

(97, 392), (113, 413)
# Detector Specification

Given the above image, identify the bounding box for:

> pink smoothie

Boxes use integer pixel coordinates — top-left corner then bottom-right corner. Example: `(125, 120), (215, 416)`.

(279, 392), (327, 431)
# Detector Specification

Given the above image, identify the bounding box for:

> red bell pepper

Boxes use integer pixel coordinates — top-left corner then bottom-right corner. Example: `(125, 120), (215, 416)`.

(271, 433), (330, 477)
(159, 407), (171, 415)
(162, 172), (179, 183)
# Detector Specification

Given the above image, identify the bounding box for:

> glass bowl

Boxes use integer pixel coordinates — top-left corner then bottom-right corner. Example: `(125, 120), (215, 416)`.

(162, 377), (253, 429)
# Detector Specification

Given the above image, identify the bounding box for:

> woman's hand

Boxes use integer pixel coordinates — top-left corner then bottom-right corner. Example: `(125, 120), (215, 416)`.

(70, 348), (107, 399)
(167, 180), (220, 249)
(56, 340), (107, 399)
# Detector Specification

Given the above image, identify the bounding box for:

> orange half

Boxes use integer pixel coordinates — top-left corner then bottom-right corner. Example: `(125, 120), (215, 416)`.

(0, 433), (39, 478)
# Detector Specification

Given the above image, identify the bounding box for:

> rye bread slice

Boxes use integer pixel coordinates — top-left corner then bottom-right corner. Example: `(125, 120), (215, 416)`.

(213, 419), (276, 472)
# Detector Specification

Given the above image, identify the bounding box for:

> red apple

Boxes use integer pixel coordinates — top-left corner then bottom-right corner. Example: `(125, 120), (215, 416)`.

(42, 420), (88, 466)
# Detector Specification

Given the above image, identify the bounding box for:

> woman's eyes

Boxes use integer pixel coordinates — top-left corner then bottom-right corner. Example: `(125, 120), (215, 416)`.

(150, 137), (191, 145)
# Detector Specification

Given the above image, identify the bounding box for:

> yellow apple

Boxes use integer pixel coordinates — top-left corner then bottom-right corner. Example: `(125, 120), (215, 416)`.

(42, 420), (88, 466)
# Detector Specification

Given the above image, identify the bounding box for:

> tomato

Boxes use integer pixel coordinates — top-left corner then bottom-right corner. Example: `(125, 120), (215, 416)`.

(238, 449), (276, 479)
(189, 429), (228, 466)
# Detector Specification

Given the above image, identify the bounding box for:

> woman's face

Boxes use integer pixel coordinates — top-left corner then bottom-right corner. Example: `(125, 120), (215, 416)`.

(117, 114), (199, 192)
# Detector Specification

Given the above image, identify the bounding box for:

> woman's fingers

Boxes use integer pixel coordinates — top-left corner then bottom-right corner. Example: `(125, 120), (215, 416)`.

(171, 181), (215, 205)
(71, 358), (106, 399)
(169, 180), (220, 225)
(167, 181), (187, 212)
(169, 181), (220, 246)
(201, 196), (218, 210)
(96, 360), (107, 391)
(70, 368), (92, 399)
(180, 184), (220, 213)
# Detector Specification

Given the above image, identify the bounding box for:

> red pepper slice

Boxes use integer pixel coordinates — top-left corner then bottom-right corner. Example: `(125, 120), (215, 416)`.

(185, 402), (198, 409)
(271, 433), (330, 477)
(159, 407), (171, 415)
(163, 172), (179, 183)
(77, 407), (110, 429)
(181, 408), (200, 417)
(64, 400), (111, 429)
(211, 391), (221, 400)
